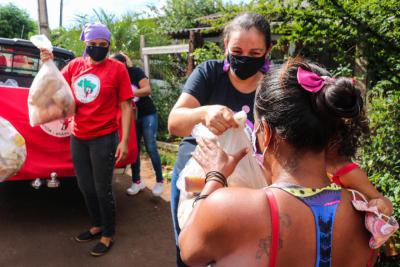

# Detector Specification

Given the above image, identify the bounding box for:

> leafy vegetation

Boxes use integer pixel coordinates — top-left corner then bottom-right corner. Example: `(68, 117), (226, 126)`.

(361, 89), (400, 228)
(149, 0), (223, 33)
(51, 27), (84, 56)
(159, 147), (177, 182)
(51, 8), (171, 58)
(192, 41), (224, 65)
(151, 76), (184, 141)
(0, 3), (36, 39)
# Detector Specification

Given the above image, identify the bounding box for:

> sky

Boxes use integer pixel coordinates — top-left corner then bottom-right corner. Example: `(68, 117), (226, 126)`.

(0, 0), (246, 30)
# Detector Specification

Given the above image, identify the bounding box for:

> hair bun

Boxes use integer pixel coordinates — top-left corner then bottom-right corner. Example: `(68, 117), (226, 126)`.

(315, 77), (363, 118)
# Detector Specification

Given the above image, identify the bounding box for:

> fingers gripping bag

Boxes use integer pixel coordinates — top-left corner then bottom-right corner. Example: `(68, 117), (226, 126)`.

(0, 117), (27, 182)
(177, 111), (268, 228)
(28, 35), (75, 126)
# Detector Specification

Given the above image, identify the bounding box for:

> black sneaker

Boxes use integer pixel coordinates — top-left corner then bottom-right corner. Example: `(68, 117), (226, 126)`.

(90, 240), (114, 257)
(74, 230), (102, 242)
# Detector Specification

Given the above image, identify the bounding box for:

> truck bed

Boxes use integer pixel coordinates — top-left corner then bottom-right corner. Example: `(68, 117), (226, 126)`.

(0, 86), (137, 181)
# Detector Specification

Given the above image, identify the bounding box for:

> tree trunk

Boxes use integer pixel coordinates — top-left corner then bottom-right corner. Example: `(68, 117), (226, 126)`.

(354, 43), (368, 92)
(186, 31), (203, 76)
(38, 0), (50, 37)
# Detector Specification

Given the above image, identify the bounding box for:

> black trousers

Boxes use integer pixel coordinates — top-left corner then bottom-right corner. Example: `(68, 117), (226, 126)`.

(70, 132), (118, 237)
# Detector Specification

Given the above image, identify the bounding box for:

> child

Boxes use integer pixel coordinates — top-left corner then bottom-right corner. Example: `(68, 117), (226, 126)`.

(326, 112), (393, 215)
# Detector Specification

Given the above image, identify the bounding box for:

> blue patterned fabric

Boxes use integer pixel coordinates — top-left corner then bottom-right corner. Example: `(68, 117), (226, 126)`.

(272, 182), (342, 267)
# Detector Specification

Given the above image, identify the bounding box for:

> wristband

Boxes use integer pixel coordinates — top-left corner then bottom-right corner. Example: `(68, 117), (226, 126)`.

(205, 171), (228, 187)
(192, 194), (209, 207)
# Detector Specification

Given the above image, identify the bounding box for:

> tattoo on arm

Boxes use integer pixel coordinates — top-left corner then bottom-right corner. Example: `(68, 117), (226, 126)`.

(255, 236), (283, 260)
(255, 213), (291, 260)
(280, 213), (292, 228)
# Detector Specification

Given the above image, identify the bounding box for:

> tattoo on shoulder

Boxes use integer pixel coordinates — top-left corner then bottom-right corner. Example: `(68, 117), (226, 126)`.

(255, 213), (290, 260)
(279, 213), (292, 228)
(255, 236), (283, 260)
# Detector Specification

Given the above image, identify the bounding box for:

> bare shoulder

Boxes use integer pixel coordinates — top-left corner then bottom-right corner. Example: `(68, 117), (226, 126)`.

(179, 187), (269, 264)
(202, 187), (269, 229)
(208, 187), (267, 208)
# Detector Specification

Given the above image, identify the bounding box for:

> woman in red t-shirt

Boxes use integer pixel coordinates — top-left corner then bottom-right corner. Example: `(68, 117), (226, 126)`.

(40, 23), (133, 256)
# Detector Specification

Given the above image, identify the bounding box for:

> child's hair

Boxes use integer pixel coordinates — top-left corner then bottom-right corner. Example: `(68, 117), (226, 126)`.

(223, 13), (272, 49)
(327, 112), (369, 160)
(255, 57), (366, 153)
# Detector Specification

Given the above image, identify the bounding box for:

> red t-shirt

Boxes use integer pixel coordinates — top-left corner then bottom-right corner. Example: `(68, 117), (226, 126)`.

(62, 57), (133, 139)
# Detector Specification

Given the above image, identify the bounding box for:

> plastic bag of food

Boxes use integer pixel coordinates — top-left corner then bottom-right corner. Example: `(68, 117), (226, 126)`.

(28, 35), (75, 126)
(177, 111), (268, 228)
(0, 117), (27, 181)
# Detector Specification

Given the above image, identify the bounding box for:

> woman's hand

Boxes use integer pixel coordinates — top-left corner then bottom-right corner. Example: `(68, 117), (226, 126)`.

(203, 105), (238, 135)
(192, 137), (249, 178)
(115, 141), (129, 164)
(40, 49), (54, 62)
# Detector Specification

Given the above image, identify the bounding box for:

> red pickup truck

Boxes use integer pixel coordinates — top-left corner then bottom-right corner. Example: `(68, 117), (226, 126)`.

(0, 38), (137, 187)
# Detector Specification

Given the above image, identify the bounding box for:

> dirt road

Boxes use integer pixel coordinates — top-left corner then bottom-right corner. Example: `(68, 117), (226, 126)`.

(0, 158), (176, 267)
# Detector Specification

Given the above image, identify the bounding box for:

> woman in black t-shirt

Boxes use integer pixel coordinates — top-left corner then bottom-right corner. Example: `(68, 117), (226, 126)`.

(112, 53), (164, 197)
(168, 13), (273, 267)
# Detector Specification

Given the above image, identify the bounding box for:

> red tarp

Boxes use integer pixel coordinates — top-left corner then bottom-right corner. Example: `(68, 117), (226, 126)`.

(0, 86), (137, 181)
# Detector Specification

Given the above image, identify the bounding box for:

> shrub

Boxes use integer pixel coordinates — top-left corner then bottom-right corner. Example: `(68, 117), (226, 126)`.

(360, 87), (400, 241)
(151, 76), (185, 141)
(192, 41), (224, 65)
(159, 148), (177, 181)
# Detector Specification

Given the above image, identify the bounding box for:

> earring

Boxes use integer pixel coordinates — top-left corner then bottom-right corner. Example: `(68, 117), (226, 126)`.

(260, 59), (270, 73)
(223, 58), (230, 72)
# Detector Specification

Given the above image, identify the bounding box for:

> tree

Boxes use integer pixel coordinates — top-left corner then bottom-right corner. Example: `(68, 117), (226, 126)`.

(150, 0), (224, 33)
(51, 9), (170, 60)
(51, 27), (85, 57)
(0, 3), (37, 39)
(209, 0), (399, 85)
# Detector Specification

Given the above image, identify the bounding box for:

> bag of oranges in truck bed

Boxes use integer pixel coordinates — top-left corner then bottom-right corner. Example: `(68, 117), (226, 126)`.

(0, 117), (27, 181)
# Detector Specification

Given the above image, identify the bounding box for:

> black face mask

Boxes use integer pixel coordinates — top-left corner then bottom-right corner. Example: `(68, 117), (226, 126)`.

(228, 53), (266, 80)
(86, 46), (109, 62)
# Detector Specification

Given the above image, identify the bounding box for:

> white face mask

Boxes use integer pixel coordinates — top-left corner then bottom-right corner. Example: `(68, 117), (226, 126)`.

(251, 122), (270, 167)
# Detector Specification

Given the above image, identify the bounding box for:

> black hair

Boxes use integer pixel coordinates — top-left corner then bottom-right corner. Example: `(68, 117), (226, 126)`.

(223, 13), (272, 49)
(111, 53), (126, 63)
(255, 57), (366, 153)
(327, 113), (369, 160)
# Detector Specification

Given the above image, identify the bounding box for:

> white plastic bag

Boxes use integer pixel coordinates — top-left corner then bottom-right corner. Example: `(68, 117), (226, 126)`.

(0, 117), (27, 181)
(177, 111), (268, 228)
(131, 84), (140, 102)
(28, 35), (75, 126)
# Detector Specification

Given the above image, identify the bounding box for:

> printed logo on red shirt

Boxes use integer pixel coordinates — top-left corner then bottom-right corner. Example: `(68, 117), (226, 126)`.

(73, 74), (101, 103)
(40, 118), (72, 138)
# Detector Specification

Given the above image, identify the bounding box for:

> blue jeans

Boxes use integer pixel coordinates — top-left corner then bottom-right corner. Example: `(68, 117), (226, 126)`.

(132, 113), (163, 183)
(70, 132), (118, 237)
(170, 139), (196, 267)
